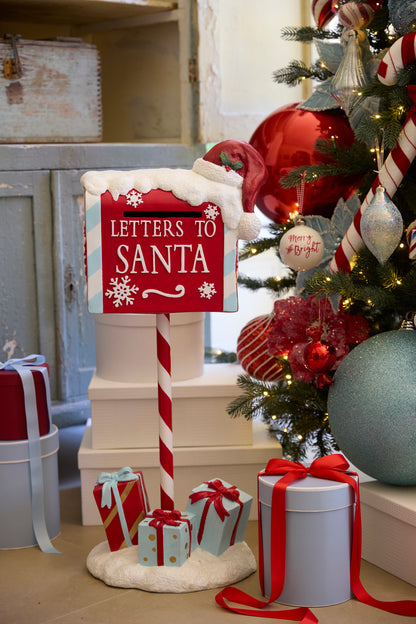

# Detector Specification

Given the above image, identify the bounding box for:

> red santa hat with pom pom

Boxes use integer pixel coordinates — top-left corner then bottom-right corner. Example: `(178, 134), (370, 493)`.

(191, 139), (268, 241)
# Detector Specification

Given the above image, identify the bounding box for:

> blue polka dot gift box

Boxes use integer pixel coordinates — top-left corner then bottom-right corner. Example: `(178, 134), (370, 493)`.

(138, 509), (196, 567)
(186, 478), (252, 556)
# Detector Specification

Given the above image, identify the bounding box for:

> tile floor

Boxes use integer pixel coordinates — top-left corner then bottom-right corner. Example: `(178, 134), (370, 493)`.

(1, 425), (416, 624)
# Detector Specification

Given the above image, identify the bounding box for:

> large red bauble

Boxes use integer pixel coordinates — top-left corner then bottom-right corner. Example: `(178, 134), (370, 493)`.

(237, 314), (284, 381)
(249, 102), (362, 224)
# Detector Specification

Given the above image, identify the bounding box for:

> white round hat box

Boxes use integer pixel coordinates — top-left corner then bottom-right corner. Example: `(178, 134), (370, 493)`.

(94, 312), (205, 383)
(0, 425), (60, 549)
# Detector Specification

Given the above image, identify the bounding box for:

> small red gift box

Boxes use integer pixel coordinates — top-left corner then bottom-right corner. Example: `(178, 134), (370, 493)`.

(0, 358), (51, 441)
(93, 467), (150, 551)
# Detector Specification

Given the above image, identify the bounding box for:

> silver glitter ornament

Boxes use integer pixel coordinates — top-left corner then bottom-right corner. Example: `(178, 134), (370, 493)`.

(361, 186), (403, 264)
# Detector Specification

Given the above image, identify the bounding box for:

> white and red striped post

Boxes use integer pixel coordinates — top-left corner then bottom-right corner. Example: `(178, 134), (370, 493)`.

(156, 313), (174, 510)
(330, 32), (416, 273)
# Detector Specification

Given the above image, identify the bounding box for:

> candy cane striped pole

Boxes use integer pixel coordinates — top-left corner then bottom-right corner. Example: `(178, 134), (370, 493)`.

(330, 32), (416, 273)
(156, 313), (174, 510)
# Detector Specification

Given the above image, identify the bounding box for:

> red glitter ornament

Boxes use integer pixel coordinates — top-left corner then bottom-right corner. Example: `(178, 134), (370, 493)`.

(237, 314), (284, 381)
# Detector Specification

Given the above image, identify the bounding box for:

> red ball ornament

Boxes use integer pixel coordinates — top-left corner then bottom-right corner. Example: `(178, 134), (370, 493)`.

(237, 314), (284, 381)
(249, 102), (362, 224)
(303, 338), (336, 373)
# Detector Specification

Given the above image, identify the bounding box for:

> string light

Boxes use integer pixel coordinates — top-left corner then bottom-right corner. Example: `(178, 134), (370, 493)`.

(263, 391), (269, 397)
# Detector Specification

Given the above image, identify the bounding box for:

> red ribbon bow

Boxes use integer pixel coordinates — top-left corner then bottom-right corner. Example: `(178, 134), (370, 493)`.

(147, 509), (191, 566)
(215, 454), (416, 623)
(149, 509), (182, 529)
(189, 479), (243, 545)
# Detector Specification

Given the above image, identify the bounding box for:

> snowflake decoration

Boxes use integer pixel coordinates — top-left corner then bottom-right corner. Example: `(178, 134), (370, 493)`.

(126, 190), (143, 208)
(204, 204), (219, 220)
(105, 276), (139, 307)
(198, 282), (217, 299)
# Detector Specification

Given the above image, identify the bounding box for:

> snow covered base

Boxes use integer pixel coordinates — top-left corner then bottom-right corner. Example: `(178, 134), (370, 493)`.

(87, 541), (257, 592)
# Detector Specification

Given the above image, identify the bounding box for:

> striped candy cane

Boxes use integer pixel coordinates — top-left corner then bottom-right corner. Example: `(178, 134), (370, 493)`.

(156, 313), (174, 511)
(407, 219), (416, 260)
(330, 32), (416, 273)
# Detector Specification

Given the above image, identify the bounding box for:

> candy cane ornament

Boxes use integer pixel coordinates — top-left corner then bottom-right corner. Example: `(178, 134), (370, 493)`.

(156, 313), (174, 511)
(330, 31), (416, 273)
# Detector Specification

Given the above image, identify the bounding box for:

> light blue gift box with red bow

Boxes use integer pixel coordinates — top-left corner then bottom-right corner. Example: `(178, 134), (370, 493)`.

(258, 456), (355, 607)
(138, 509), (196, 567)
(186, 478), (252, 556)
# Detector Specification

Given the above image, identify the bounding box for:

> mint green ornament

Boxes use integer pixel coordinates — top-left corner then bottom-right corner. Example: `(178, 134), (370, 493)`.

(328, 329), (416, 485)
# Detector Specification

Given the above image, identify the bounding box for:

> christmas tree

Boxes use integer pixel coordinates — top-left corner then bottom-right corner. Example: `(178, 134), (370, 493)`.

(226, 0), (416, 461)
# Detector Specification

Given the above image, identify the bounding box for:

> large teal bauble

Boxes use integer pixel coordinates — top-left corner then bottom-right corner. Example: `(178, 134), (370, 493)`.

(328, 330), (416, 485)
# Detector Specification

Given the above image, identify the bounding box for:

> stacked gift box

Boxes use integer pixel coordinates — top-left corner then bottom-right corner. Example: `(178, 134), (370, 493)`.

(0, 356), (60, 551)
(78, 312), (281, 526)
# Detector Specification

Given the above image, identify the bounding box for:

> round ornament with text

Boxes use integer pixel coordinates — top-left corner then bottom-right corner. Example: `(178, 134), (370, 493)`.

(279, 222), (324, 271)
(328, 329), (416, 485)
(237, 315), (284, 381)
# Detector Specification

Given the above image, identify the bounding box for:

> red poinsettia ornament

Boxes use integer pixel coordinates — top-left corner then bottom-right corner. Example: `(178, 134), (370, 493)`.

(267, 296), (370, 386)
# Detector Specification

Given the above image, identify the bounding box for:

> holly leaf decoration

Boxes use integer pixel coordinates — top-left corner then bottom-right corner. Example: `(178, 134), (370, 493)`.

(220, 151), (244, 171)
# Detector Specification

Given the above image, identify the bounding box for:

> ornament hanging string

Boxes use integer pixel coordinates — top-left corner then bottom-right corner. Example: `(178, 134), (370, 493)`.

(296, 171), (307, 219)
(374, 131), (384, 174)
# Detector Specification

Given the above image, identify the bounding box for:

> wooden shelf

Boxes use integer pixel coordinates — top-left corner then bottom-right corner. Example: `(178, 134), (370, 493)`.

(0, 0), (177, 26)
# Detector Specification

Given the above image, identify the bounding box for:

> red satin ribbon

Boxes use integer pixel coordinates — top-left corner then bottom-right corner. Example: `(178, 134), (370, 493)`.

(189, 479), (243, 545)
(148, 509), (191, 566)
(215, 454), (416, 622)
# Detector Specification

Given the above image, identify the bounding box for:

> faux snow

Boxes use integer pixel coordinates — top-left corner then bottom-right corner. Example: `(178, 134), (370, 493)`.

(81, 159), (261, 241)
(87, 540), (257, 593)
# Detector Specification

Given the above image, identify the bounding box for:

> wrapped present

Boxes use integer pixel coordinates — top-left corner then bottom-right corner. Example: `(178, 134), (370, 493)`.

(0, 355), (59, 554)
(93, 467), (149, 551)
(216, 456), (416, 621)
(186, 478), (252, 556)
(138, 509), (196, 567)
(258, 458), (355, 607)
(0, 355), (51, 440)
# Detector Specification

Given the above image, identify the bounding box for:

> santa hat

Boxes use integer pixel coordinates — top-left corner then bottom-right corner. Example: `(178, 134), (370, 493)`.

(192, 139), (268, 240)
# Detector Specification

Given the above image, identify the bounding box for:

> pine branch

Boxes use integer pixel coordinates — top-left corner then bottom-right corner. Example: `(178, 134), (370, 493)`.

(239, 235), (283, 261)
(238, 273), (296, 296)
(281, 25), (341, 42)
(227, 375), (335, 461)
(273, 60), (332, 86)
(279, 139), (371, 188)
